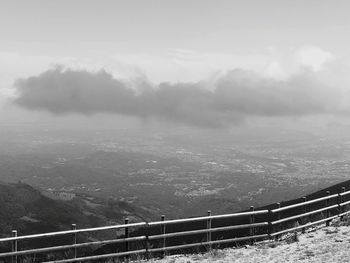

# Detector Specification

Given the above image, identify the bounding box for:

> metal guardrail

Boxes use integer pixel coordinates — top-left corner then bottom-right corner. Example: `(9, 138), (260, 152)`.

(0, 222), (147, 243)
(270, 214), (341, 237)
(148, 210), (269, 226)
(1, 186), (350, 262)
(271, 193), (339, 213)
(271, 204), (339, 225)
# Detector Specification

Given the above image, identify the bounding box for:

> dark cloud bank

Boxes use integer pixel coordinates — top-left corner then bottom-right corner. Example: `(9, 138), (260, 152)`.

(13, 67), (340, 128)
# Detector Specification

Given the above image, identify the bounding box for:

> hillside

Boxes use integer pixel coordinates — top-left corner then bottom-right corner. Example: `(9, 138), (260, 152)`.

(1, 178), (350, 260)
(260, 178), (350, 210)
(0, 181), (153, 246)
(96, 178), (350, 257)
(152, 218), (350, 263)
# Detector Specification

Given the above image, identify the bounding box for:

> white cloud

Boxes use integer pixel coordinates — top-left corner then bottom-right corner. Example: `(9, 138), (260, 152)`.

(0, 45), (340, 112)
(294, 46), (334, 71)
(262, 46), (335, 80)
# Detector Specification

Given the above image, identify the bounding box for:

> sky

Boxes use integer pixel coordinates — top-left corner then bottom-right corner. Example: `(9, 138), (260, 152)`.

(1, 0), (350, 129)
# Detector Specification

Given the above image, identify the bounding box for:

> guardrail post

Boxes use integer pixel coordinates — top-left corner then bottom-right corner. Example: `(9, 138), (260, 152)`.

(145, 222), (150, 260)
(302, 197), (307, 233)
(340, 187), (345, 221)
(11, 230), (17, 263)
(326, 191), (330, 226)
(124, 218), (129, 261)
(207, 210), (212, 251)
(249, 206), (255, 244)
(161, 215), (166, 258)
(275, 203), (281, 241)
(71, 224), (77, 259)
(268, 209), (273, 240)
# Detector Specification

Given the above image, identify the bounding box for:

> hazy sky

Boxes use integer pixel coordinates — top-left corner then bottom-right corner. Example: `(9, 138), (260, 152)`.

(1, 0), (350, 128)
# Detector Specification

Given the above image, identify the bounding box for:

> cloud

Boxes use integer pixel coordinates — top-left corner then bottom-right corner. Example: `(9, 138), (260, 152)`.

(12, 66), (344, 128)
(294, 46), (334, 71)
(262, 46), (335, 80)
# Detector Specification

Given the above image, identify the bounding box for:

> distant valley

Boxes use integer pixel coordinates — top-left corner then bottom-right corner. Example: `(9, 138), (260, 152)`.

(1, 124), (350, 228)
